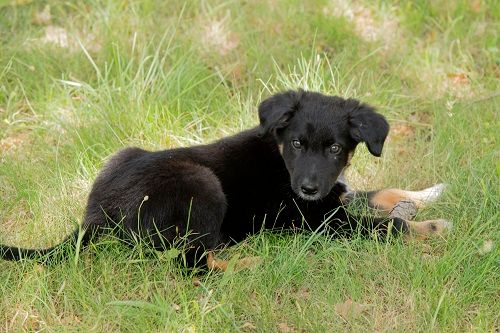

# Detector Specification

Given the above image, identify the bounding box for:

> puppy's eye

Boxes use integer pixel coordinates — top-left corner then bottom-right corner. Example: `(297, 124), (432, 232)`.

(329, 144), (342, 154)
(291, 140), (302, 149)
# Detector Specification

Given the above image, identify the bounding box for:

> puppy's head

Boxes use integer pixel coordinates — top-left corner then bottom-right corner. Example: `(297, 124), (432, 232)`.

(259, 90), (389, 201)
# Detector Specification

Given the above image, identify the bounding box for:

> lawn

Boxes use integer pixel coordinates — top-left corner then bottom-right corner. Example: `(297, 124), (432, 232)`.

(0, 0), (498, 332)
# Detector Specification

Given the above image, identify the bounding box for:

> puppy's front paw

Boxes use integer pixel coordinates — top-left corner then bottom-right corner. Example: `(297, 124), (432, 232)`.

(406, 219), (453, 238)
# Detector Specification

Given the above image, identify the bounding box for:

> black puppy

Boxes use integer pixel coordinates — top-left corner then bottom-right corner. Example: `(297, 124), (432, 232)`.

(0, 90), (450, 266)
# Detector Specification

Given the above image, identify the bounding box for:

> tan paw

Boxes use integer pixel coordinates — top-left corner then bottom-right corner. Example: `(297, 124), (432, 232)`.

(406, 219), (453, 238)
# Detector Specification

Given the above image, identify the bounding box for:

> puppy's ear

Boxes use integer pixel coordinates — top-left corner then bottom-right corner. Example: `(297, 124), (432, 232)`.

(347, 100), (389, 157)
(258, 90), (301, 134)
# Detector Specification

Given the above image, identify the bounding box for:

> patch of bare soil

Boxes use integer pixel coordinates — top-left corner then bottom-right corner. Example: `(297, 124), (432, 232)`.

(5, 307), (46, 333)
(33, 4), (51, 25)
(415, 65), (477, 99)
(335, 298), (371, 320)
(199, 15), (239, 56)
(29, 5), (102, 53)
(441, 72), (474, 99)
(38, 25), (102, 53)
(0, 132), (29, 154)
(323, 0), (399, 47)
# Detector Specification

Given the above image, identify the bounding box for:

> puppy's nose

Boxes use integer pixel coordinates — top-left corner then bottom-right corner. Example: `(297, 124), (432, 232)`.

(301, 184), (318, 195)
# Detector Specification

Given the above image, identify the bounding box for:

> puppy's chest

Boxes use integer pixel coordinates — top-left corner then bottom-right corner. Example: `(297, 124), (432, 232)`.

(223, 187), (344, 236)
(275, 196), (345, 229)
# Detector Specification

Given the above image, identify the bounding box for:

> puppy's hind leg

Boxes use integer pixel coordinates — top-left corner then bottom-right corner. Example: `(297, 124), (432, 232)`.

(123, 163), (228, 268)
(206, 252), (262, 272)
(365, 183), (447, 213)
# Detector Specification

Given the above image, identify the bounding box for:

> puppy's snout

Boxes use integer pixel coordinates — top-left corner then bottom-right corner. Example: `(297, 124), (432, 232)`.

(301, 183), (319, 196)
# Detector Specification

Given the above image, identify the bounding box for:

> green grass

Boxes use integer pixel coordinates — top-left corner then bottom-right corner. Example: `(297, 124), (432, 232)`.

(0, 0), (498, 331)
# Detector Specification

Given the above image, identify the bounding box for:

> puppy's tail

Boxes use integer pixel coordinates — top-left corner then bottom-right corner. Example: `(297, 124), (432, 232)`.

(0, 227), (92, 262)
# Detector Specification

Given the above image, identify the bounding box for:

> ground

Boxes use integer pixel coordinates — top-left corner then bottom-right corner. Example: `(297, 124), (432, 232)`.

(0, 0), (498, 332)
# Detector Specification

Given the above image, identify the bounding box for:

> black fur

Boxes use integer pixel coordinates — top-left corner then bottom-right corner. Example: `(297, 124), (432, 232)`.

(1, 90), (405, 265)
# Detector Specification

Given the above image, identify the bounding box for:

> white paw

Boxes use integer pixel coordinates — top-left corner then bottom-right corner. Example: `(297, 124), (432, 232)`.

(412, 183), (447, 203)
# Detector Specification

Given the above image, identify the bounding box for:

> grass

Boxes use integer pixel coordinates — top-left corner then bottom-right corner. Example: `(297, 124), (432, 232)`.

(0, 0), (498, 331)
